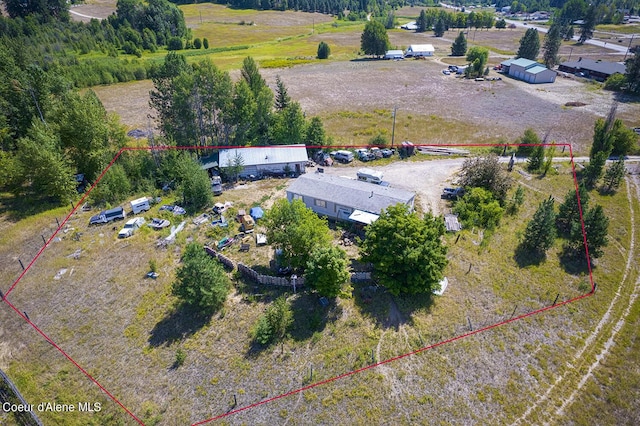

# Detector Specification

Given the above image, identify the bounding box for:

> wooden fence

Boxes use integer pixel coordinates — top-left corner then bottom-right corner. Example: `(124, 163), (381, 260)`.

(204, 246), (371, 288)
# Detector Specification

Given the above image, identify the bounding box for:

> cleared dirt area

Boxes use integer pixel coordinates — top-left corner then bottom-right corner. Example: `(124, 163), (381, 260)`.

(94, 46), (639, 155)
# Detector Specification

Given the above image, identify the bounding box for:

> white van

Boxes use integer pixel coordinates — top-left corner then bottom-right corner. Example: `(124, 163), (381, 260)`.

(130, 197), (150, 214)
(357, 168), (384, 184)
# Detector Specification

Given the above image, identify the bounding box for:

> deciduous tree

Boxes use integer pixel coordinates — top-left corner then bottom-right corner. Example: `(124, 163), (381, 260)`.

(173, 243), (230, 312)
(453, 187), (504, 230)
(176, 154), (212, 212)
(360, 205), (448, 296)
(466, 46), (489, 77)
(264, 199), (332, 270)
(457, 154), (512, 203)
(305, 245), (350, 298)
(361, 20), (390, 57)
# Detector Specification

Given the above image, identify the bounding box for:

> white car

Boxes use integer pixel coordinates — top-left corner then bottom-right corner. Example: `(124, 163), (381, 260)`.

(118, 217), (146, 238)
(442, 69), (451, 75)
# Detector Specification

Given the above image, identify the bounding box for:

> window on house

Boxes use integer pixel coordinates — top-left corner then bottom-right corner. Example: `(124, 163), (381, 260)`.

(314, 199), (326, 208)
(292, 194), (302, 200)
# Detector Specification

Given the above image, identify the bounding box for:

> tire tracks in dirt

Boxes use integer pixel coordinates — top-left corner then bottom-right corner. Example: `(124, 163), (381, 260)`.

(512, 175), (638, 425)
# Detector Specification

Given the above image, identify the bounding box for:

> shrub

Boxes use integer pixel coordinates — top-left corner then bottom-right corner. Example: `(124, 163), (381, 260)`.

(317, 41), (330, 59)
(167, 37), (184, 51)
(203, 38), (209, 49)
(193, 38), (202, 49)
(604, 73), (626, 91)
(175, 349), (186, 367)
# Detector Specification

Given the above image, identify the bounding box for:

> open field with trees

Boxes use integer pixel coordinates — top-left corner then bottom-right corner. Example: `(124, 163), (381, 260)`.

(2, 1), (640, 425)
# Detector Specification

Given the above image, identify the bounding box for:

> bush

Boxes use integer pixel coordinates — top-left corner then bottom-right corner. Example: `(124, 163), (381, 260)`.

(175, 349), (186, 367)
(167, 37), (184, 51)
(203, 38), (209, 49)
(193, 38), (202, 49)
(604, 73), (626, 91)
(317, 41), (330, 59)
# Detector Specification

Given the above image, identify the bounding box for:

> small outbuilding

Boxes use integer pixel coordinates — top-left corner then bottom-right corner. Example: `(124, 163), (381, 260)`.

(219, 144), (308, 178)
(405, 44), (435, 57)
(384, 50), (404, 60)
(444, 214), (462, 232)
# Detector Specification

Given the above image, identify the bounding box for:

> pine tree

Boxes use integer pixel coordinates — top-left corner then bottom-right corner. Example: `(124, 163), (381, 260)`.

(317, 41), (330, 59)
(451, 32), (467, 56)
(274, 75), (290, 111)
(556, 184), (589, 235)
(625, 49), (640, 94)
(527, 145), (545, 172)
(517, 28), (540, 60)
(416, 10), (428, 33)
(542, 24), (562, 68)
(569, 204), (609, 259)
(579, 5), (596, 44)
(602, 158), (626, 193)
(434, 19), (445, 37)
(521, 196), (556, 257)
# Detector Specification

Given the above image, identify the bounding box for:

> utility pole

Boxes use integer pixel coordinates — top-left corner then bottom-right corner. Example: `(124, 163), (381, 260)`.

(391, 106), (397, 148)
(624, 35), (635, 61)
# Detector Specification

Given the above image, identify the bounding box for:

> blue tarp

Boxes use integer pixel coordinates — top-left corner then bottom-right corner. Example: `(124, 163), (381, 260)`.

(250, 207), (264, 220)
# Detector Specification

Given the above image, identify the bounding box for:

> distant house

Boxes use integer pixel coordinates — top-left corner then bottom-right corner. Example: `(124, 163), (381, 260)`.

(286, 173), (415, 223)
(558, 58), (627, 82)
(401, 21), (418, 30)
(505, 58), (556, 84)
(384, 50), (404, 60)
(219, 144), (308, 178)
(405, 44), (435, 57)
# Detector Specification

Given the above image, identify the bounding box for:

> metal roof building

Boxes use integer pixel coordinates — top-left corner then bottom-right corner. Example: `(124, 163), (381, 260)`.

(286, 173), (415, 222)
(219, 144), (309, 177)
(507, 58), (556, 84)
(558, 58), (627, 81)
(405, 44), (435, 57)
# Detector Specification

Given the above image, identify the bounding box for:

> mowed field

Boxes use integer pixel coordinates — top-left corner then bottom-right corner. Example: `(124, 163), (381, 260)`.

(1, 4), (640, 426)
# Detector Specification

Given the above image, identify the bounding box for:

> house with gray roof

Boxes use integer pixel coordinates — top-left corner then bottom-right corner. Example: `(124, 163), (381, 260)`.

(219, 144), (309, 178)
(286, 172), (415, 222)
(507, 58), (556, 84)
(558, 58), (627, 82)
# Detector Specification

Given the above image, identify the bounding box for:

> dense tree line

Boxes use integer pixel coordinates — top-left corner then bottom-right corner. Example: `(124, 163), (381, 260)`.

(0, 0), (190, 89)
(149, 54), (329, 149)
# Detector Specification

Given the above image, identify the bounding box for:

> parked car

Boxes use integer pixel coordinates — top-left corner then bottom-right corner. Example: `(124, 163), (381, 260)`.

(357, 149), (375, 162)
(118, 217), (145, 238)
(380, 148), (394, 158)
(211, 175), (223, 196)
(442, 69), (451, 75)
(442, 187), (465, 200)
(333, 150), (354, 163)
(89, 206), (126, 225)
(313, 151), (333, 166)
(448, 65), (458, 72)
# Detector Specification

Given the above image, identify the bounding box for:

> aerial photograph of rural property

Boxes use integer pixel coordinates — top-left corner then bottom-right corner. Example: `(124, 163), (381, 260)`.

(1, 0), (640, 424)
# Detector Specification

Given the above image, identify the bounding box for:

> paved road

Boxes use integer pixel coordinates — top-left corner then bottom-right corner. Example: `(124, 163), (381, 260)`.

(439, 2), (634, 55)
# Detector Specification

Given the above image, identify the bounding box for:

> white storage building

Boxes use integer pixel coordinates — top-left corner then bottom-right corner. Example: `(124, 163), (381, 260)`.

(405, 44), (435, 57)
(219, 144), (309, 178)
(507, 58), (556, 84)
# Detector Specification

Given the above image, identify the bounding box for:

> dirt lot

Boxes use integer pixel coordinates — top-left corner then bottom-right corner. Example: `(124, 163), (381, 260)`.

(94, 53), (639, 155)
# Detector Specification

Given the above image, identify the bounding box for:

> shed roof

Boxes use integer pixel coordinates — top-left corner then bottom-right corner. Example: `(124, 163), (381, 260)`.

(560, 58), (626, 75)
(500, 58), (517, 67)
(219, 144), (308, 168)
(287, 173), (415, 215)
(407, 44), (435, 52)
(444, 214), (462, 232)
(510, 58), (541, 69)
(349, 210), (380, 225)
(527, 65), (553, 74)
(385, 50), (404, 56)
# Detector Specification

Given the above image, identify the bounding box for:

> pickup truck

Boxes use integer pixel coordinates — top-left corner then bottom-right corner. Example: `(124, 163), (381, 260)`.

(118, 217), (145, 238)
(442, 187), (465, 200)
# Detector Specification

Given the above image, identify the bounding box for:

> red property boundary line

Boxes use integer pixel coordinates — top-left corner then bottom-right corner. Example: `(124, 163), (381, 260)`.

(0, 142), (594, 426)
